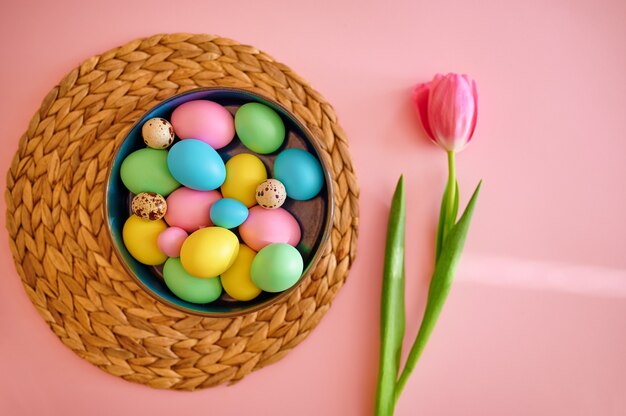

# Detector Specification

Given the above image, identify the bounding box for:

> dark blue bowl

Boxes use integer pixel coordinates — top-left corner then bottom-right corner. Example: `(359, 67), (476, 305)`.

(105, 87), (333, 317)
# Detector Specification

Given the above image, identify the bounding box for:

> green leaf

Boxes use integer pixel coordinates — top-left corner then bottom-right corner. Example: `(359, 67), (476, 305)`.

(452, 181), (459, 229)
(376, 176), (406, 416)
(435, 184), (449, 261)
(395, 180), (482, 403)
(435, 180), (459, 261)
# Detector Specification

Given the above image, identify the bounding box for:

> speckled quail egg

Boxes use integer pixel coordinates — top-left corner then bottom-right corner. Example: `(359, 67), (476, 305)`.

(255, 179), (287, 209)
(131, 192), (167, 221)
(142, 117), (175, 149)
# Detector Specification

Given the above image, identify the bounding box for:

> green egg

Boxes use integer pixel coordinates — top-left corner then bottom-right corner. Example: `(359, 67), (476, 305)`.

(234, 103), (285, 154)
(251, 243), (303, 292)
(120, 148), (180, 196)
(163, 257), (223, 304)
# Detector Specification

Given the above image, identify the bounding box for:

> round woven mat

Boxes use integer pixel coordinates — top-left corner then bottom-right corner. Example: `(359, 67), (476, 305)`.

(5, 33), (359, 390)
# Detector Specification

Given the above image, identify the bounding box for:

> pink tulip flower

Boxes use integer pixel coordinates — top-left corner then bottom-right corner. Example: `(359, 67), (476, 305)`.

(413, 73), (478, 152)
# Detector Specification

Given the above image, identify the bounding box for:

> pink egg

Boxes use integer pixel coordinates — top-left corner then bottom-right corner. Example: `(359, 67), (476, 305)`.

(239, 206), (301, 252)
(171, 100), (235, 149)
(165, 187), (222, 232)
(157, 227), (188, 257)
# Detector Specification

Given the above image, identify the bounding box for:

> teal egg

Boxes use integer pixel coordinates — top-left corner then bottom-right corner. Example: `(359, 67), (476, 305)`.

(210, 198), (249, 229)
(234, 103), (285, 154)
(120, 148), (180, 196)
(167, 139), (226, 190)
(163, 257), (223, 304)
(250, 243), (303, 292)
(274, 148), (324, 200)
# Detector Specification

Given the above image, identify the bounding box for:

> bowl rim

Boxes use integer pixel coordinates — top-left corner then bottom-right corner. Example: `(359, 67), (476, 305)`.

(103, 86), (335, 318)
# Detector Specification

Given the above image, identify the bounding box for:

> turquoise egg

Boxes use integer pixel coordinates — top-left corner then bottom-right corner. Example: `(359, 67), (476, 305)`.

(210, 198), (249, 229)
(167, 139), (226, 190)
(273, 148), (324, 200)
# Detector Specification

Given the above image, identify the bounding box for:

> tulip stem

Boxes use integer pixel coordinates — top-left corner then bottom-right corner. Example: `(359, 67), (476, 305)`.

(444, 151), (457, 240)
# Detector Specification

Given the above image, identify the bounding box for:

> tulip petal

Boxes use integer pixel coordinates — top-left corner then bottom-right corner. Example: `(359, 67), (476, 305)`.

(427, 75), (446, 143)
(430, 73), (445, 90)
(413, 83), (436, 142)
(466, 79), (478, 145)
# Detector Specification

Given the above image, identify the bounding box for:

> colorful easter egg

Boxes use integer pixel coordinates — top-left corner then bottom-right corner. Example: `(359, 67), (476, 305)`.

(251, 243), (303, 292)
(255, 179), (287, 209)
(180, 227), (239, 278)
(239, 206), (301, 251)
(157, 227), (188, 257)
(142, 117), (175, 149)
(164, 187), (221, 232)
(220, 244), (261, 301)
(170, 100), (235, 149)
(131, 192), (167, 221)
(234, 103), (285, 154)
(210, 198), (248, 229)
(122, 214), (168, 265)
(220, 153), (267, 207)
(274, 148), (324, 200)
(120, 148), (180, 196)
(163, 257), (223, 304)
(167, 139), (226, 190)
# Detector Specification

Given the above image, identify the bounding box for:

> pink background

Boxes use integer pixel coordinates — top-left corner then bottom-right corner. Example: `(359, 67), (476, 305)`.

(1, 0), (625, 415)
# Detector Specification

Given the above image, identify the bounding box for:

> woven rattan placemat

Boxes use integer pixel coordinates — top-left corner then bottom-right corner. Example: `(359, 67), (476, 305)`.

(5, 33), (359, 390)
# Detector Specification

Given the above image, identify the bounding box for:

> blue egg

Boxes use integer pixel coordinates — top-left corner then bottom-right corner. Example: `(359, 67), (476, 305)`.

(210, 198), (249, 229)
(167, 139), (226, 190)
(274, 148), (324, 200)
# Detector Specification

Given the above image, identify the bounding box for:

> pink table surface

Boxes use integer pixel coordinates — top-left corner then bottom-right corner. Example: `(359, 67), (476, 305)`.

(1, 1), (625, 415)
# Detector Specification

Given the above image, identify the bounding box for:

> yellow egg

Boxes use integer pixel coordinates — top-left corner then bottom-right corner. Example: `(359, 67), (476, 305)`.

(221, 244), (262, 301)
(221, 153), (267, 207)
(180, 227), (239, 278)
(122, 215), (168, 265)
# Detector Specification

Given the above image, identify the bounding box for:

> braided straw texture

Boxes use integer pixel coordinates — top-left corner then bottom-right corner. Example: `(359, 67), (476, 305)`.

(5, 33), (359, 390)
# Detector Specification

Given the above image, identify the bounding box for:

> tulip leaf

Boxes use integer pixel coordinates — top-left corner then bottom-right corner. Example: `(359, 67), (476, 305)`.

(376, 176), (406, 416)
(435, 180), (459, 261)
(452, 180), (460, 229)
(435, 186), (448, 260)
(395, 180), (481, 403)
